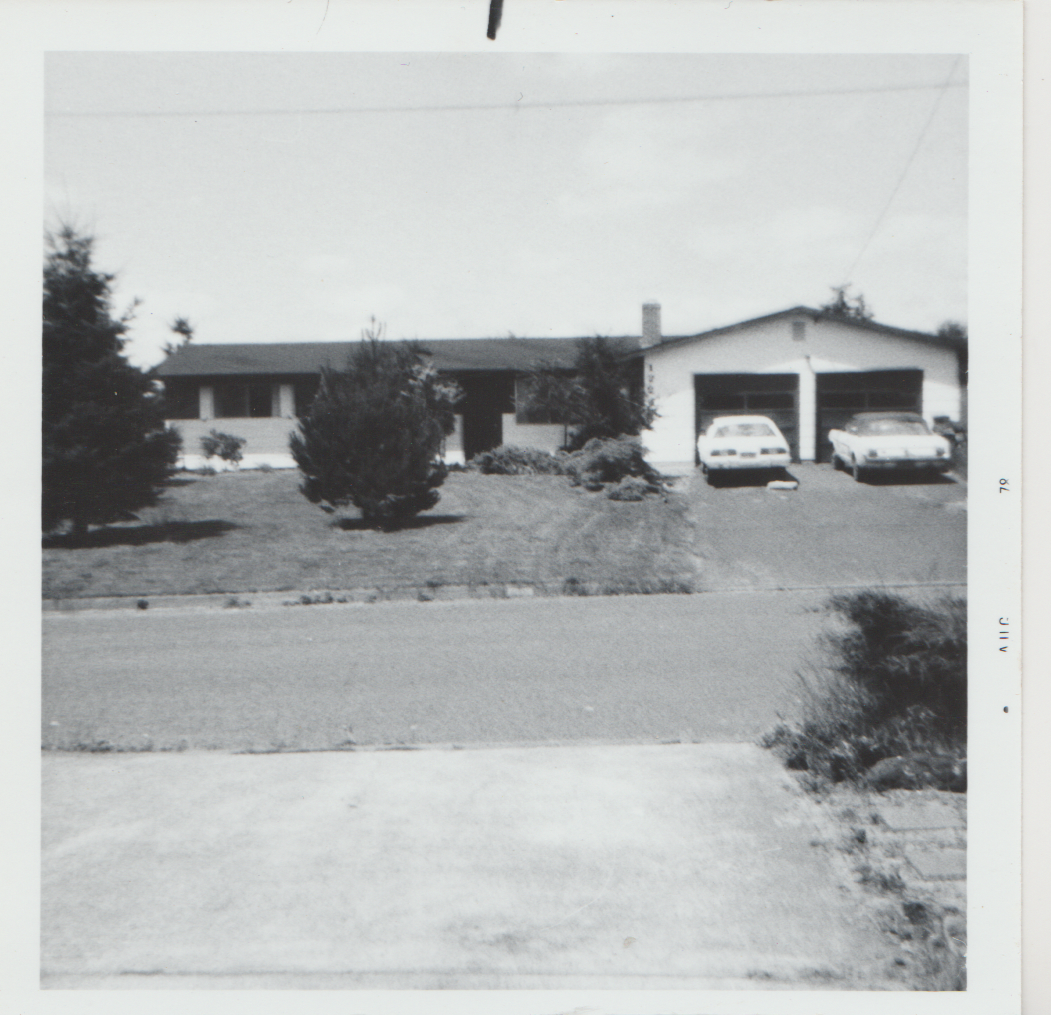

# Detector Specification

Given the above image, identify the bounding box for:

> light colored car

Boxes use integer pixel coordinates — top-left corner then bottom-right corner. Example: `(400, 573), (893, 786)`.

(696, 415), (792, 484)
(829, 411), (952, 482)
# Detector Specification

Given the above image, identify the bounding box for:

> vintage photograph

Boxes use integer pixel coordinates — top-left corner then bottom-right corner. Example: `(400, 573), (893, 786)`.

(34, 29), (1003, 1005)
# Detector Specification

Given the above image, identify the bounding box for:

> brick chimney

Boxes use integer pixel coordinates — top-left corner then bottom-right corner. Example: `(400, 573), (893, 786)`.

(642, 302), (662, 345)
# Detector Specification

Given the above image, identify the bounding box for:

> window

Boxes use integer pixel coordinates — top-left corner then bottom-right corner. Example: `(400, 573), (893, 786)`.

(162, 379), (199, 419)
(854, 418), (931, 436)
(514, 376), (567, 425)
(715, 423), (775, 438)
(214, 380), (274, 418)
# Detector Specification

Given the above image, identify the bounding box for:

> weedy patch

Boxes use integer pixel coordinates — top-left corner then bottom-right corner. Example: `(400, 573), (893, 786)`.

(762, 590), (965, 790)
(285, 591), (351, 606)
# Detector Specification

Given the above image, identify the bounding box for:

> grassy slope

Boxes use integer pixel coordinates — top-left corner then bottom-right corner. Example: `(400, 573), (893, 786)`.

(43, 470), (699, 599)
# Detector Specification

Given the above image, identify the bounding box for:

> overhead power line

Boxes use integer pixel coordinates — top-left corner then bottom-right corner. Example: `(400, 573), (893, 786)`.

(841, 56), (964, 285)
(47, 80), (966, 119)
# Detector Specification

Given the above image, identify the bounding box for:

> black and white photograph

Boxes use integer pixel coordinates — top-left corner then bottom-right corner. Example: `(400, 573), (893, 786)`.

(7, 1), (1027, 1012)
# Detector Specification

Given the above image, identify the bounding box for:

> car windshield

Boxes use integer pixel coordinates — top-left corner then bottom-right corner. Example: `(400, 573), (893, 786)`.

(852, 418), (931, 436)
(713, 423), (775, 438)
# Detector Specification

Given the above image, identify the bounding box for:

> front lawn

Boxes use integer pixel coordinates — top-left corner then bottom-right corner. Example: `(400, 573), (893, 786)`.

(43, 469), (699, 600)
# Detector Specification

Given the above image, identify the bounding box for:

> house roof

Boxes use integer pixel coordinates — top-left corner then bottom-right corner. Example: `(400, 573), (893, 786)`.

(154, 307), (963, 379)
(636, 306), (964, 356)
(155, 336), (617, 378)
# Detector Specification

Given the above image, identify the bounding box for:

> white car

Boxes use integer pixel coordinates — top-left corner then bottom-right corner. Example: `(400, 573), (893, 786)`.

(696, 415), (792, 485)
(829, 412), (953, 482)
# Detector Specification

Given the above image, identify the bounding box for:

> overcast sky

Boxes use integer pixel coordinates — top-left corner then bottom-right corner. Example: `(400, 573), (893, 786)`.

(45, 52), (967, 368)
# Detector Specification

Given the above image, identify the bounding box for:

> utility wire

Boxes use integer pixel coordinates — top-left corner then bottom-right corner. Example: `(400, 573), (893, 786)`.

(840, 57), (963, 286)
(47, 80), (965, 119)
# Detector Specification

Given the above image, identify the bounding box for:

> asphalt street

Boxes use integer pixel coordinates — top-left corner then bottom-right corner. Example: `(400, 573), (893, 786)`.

(44, 590), (839, 751)
(42, 465), (965, 752)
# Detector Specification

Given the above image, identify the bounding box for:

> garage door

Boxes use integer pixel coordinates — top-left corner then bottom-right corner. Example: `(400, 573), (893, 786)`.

(694, 373), (799, 461)
(815, 370), (923, 463)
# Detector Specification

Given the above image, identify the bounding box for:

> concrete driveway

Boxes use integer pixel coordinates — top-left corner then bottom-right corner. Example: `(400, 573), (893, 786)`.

(42, 742), (902, 990)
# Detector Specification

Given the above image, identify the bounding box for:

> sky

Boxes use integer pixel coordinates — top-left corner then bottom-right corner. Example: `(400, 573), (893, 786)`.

(45, 52), (967, 368)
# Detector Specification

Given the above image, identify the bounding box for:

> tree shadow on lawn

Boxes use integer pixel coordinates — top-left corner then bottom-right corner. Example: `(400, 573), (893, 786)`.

(333, 514), (467, 532)
(43, 519), (241, 549)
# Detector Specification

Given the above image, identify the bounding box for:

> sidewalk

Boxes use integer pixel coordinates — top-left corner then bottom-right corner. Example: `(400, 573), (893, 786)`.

(42, 742), (904, 990)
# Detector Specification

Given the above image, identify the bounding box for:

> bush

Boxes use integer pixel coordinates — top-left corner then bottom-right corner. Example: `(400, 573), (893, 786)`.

(200, 430), (245, 465)
(290, 327), (460, 529)
(563, 435), (665, 488)
(763, 592), (966, 786)
(521, 335), (657, 450)
(606, 475), (662, 501)
(469, 445), (567, 476)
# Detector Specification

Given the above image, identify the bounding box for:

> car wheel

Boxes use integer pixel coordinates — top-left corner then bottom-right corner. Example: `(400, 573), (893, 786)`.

(851, 457), (866, 483)
(830, 452), (840, 472)
(707, 470), (722, 487)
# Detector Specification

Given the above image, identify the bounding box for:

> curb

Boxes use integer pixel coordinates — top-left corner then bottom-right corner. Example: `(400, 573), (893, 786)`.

(42, 580), (967, 614)
(42, 583), (551, 613)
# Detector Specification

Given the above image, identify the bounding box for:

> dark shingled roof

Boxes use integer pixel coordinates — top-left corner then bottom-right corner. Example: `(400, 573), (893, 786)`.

(154, 336), (625, 377)
(154, 307), (962, 378)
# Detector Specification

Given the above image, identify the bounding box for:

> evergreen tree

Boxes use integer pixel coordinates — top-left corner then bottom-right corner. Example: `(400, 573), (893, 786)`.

(43, 226), (182, 537)
(819, 284), (874, 322)
(290, 324), (461, 529)
(523, 336), (657, 450)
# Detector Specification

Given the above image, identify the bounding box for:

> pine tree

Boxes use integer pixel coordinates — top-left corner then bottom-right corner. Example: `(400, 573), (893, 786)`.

(819, 284), (874, 322)
(522, 336), (657, 450)
(43, 226), (182, 538)
(290, 325), (461, 529)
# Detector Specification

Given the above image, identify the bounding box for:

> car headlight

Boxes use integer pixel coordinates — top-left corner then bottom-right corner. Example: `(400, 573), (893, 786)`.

(761, 447), (787, 455)
(865, 449), (879, 459)
(936, 447), (947, 456)
(710, 449), (735, 457)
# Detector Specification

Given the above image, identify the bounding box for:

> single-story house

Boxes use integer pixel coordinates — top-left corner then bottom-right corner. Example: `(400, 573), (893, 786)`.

(155, 303), (966, 473)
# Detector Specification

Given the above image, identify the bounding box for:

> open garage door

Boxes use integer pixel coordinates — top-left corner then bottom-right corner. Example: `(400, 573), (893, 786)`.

(816, 370), (923, 463)
(694, 373), (799, 461)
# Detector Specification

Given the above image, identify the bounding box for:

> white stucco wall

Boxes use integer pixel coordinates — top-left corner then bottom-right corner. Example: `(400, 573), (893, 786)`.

(444, 414), (465, 465)
(500, 415), (568, 453)
(168, 417), (300, 467)
(441, 414), (566, 464)
(643, 315), (961, 467)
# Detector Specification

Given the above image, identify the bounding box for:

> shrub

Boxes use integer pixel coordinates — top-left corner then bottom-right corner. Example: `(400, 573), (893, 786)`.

(521, 335), (657, 450)
(469, 445), (567, 476)
(290, 325), (460, 529)
(606, 475), (662, 501)
(762, 592), (966, 785)
(200, 429), (245, 465)
(563, 435), (665, 488)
